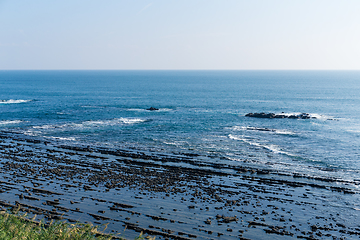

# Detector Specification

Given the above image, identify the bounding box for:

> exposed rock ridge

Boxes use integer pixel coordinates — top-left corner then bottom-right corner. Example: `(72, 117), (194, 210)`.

(245, 112), (314, 119)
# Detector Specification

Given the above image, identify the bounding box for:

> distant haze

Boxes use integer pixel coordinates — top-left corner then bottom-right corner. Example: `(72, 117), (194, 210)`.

(1, 0), (359, 70)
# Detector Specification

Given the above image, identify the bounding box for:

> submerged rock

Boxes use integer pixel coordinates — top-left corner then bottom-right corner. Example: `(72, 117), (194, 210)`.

(147, 107), (159, 111)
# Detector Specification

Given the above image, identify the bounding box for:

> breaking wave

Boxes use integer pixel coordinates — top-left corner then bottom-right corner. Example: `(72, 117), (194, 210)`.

(32, 118), (147, 131)
(83, 118), (147, 126)
(228, 134), (297, 157)
(0, 120), (23, 125)
(45, 136), (76, 141)
(0, 99), (32, 104)
(230, 126), (295, 135)
(279, 112), (334, 121)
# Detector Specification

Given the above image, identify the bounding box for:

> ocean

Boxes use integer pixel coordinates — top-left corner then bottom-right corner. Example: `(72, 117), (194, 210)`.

(1, 70), (360, 182)
(1, 70), (360, 239)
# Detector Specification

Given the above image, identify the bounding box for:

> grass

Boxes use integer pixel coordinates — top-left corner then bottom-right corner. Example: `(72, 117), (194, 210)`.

(0, 208), (154, 240)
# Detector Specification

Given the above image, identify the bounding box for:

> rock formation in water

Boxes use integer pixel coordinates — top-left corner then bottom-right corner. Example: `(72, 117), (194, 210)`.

(147, 107), (159, 111)
(245, 112), (314, 119)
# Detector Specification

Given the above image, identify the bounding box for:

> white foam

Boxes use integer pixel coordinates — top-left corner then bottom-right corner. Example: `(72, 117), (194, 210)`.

(23, 130), (38, 136)
(230, 126), (295, 135)
(118, 118), (146, 124)
(83, 118), (146, 126)
(274, 129), (295, 135)
(308, 113), (331, 120)
(0, 120), (23, 125)
(32, 118), (146, 131)
(228, 134), (297, 156)
(228, 134), (247, 142)
(229, 126), (247, 131)
(279, 112), (332, 120)
(0, 99), (31, 104)
(163, 141), (178, 146)
(33, 125), (57, 129)
(346, 129), (360, 133)
(45, 136), (76, 141)
(158, 108), (173, 112)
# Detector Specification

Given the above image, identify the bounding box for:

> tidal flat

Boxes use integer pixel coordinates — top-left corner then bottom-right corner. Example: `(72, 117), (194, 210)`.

(0, 132), (359, 240)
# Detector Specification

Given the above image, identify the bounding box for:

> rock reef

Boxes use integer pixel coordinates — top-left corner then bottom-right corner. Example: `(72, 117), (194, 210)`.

(245, 112), (314, 119)
(0, 131), (359, 240)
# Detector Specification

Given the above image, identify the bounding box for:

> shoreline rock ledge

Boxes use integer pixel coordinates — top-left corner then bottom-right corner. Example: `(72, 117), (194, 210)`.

(245, 112), (315, 119)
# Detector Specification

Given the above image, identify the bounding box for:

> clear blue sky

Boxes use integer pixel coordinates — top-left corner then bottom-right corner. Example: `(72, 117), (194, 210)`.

(1, 0), (359, 70)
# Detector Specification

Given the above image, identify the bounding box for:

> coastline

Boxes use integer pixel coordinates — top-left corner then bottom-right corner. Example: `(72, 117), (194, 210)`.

(1, 132), (359, 240)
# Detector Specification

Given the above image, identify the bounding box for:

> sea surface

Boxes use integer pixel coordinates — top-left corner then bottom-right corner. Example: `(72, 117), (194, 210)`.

(1, 70), (360, 183)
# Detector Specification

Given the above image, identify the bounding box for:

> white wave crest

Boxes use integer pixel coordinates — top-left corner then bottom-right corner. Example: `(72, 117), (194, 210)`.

(228, 134), (247, 142)
(279, 112), (333, 120)
(0, 120), (23, 125)
(163, 140), (187, 147)
(84, 118), (146, 126)
(230, 126), (295, 135)
(45, 136), (76, 141)
(274, 129), (296, 135)
(32, 118), (146, 132)
(119, 118), (146, 124)
(228, 134), (297, 156)
(33, 125), (56, 129)
(0, 99), (32, 104)
(346, 129), (360, 134)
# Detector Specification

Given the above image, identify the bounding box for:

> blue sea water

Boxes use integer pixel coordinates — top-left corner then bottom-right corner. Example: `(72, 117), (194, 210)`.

(1, 70), (360, 183)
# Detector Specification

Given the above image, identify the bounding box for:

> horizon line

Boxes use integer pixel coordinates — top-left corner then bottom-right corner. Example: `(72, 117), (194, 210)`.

(1, 69), (360, 71)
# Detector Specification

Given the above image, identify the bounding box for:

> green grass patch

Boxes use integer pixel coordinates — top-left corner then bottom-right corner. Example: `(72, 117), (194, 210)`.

(0, 208), (155, 240)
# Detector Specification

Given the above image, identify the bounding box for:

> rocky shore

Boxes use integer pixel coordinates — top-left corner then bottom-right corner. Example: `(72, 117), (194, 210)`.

(0, 131), (359, 240)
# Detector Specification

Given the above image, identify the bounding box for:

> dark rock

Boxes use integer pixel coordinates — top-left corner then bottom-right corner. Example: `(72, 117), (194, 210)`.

(222, 216), (238, 223)
(245, 112), (315, 120)
(245, 112), (276, 118)
(147, 107), (159, 111)
(248, 221), (269, 227)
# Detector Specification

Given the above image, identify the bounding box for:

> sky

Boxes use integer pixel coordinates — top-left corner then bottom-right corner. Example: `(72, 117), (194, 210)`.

(0, 0), (360, 70)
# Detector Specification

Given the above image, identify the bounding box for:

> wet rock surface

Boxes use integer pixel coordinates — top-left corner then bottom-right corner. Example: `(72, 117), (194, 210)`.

(147, 107), (159, 111)
(0, 132), (360, 239)
(245, 112), (314, 119)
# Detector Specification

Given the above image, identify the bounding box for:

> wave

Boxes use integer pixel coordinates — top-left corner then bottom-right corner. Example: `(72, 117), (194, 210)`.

(32, 118), (147, 131)
(84, 118), (147, 126)
(230, 126), (295, 135)
(33, 125), (56, 129)
(228, 134), (297, 157)
(346, 129), (360, 134)
(280, 112), (334, 121)
(0, 99), (32, 104)
(45, 136), (76, 141)
(0, 120), (23, 125)
(163, 141), (187, 147)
